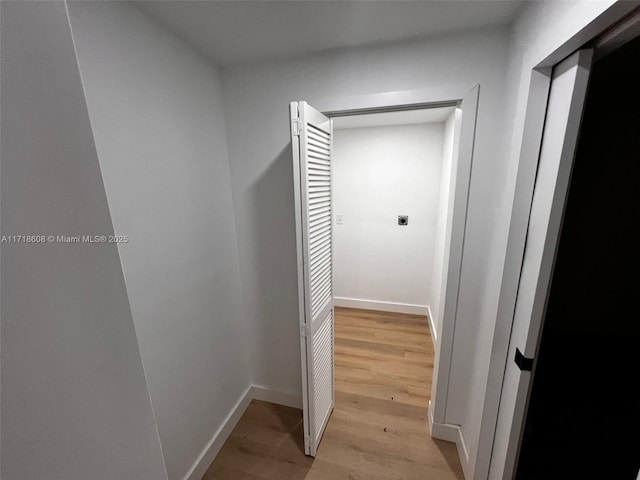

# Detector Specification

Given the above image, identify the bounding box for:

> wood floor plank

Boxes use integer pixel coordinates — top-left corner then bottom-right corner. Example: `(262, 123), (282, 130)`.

(203, 307), (464, 480)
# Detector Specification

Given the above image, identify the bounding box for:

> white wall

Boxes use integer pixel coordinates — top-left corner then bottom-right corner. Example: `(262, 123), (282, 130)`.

(0, 2), (168, 479)
(67, 3), (250, 480)
(222, 27), (511, 476)
(333, 123), (445, 312)
(430, 110), (460, 335)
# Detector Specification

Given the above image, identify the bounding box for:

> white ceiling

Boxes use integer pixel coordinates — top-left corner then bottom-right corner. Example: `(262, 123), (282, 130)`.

(333, 106), (455, 130)
(132, 1), (525, 66)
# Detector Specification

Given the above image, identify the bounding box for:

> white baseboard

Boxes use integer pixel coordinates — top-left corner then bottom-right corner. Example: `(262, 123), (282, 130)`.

(250, 385), (302, 409)
(183, 385), (253, 480)
(428, 401), (470, 478)
(334, 297), (428, 316)
(456, 426), (471, 479)
(183, 385), (302, 480)
(426, 305), (437, 345)
(428, 401), (458, 442)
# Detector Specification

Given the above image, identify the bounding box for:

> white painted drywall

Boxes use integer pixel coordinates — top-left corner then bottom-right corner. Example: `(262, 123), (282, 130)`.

(222, 27), (511, 476)
(0, 2), (168, 478)
(430, 110), (460, 336)
(332, 123), (445, 311)
(67, 3), (250, 479)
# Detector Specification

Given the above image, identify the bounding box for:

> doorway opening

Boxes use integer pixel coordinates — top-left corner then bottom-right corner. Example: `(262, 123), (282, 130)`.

(330, 106), (462, 473)
(290, 88), (479, 472)
(331, 107), (458, 338)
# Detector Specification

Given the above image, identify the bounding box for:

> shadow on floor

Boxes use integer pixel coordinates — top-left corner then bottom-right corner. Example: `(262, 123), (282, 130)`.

(203, 400), (313, 479)
(268, 401), (308, 456)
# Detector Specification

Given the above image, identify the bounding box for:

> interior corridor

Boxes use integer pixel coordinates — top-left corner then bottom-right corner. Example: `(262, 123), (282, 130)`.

(203, 307), (463, 479)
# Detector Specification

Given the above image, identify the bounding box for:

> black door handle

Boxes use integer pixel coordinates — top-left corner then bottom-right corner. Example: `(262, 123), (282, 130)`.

(515, 348), (534, 372)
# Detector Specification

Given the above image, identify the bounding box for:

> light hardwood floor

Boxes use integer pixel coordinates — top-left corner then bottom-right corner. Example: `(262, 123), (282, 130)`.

(203, 307), (463, 480)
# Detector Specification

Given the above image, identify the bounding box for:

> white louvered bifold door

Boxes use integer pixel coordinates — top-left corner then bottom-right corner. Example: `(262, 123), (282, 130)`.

(290, 101), (334, 457)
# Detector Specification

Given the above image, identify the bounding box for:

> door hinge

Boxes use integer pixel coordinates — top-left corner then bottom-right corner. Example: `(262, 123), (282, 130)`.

(304, 435), (312, 450)
(300, 324), (310, 337)
(514, 348), (534, 372)
(292, 118), (302, 136)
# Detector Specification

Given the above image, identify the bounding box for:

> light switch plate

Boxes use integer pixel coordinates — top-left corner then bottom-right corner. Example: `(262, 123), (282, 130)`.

(336, 214), (344, 225)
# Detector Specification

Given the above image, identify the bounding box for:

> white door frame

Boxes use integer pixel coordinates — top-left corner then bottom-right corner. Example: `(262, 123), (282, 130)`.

(491, 46), (595, 480)
(477, 4), (640, 479)
(297, 84), (480, 464)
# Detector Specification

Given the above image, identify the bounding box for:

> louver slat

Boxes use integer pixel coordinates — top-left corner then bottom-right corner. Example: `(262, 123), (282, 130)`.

(305, 119), (333, 445)
(312, 308), (333, 443)
(307, 122), (331, 270)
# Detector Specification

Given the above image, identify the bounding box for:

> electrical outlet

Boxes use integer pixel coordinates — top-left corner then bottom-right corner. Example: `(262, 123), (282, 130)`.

(336, 214), (344, 225)
(398, 215), (408, 226)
